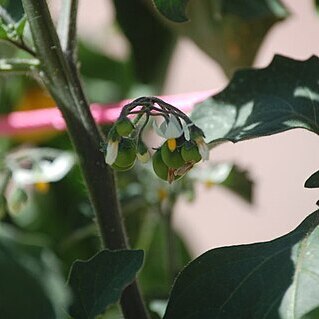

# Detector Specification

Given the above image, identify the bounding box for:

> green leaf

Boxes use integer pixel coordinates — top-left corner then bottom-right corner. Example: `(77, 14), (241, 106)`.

(191, 55), (319, 144)
(113, 0), (176, 87)
(164, 210), (319, 319)
(152, 0), (189, 22)
(0, 225), (70, 319)
(221, 0), (288, 19)
(221, 164), (253, 202)
(172, 0), (288, 77)
(305, 170), (319, 188)
(15, 15), (26, 37)
(189, 163), (253, 203)
(0, 23), (7, 39)
(67, 249), (144, 319)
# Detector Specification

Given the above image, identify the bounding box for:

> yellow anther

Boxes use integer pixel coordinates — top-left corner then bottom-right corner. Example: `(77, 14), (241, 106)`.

(34, 182), (50, 193)
(204, 180), (215, 189)
(157, 188), (168, 201)
(167, 138), (177, 152)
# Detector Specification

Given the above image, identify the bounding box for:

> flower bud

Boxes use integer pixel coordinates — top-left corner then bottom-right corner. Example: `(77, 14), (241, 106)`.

(115, 117), (135, 137)
(137, 141), (150, 163)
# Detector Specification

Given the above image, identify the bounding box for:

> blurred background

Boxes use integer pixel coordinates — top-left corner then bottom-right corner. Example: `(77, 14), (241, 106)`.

(1, 0), (319, 317)
(52, 0), (319, 254)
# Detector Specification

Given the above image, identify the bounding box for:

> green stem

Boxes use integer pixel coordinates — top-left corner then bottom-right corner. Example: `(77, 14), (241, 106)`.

(0, 58), (39, 74)
(161, 198), (177, 284)
(57, 0), (78, 60)
(21, 1), (149, 319)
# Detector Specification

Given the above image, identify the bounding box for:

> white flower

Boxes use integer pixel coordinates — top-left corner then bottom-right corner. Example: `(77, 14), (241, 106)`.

(104, 140), (119, 165)
(181, 120), (193, 141)
(153, 115), (183, 139)
(195, 136), (209, 161)
(7, 148), (75, 185)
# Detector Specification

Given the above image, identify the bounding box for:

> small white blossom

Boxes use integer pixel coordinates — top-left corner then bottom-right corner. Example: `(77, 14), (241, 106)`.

(104, 140), (119, 165)
(153, 115), (183, 139)
(181, 121), (193, 141)
(195, 136), (209, 161)
(7, 148), (75, 185)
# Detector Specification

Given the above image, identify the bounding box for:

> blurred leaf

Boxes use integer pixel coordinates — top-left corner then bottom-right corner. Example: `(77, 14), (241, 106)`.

(173, 0), (288, 77)
(221, 165), (253, 202)
(164, 210), (319, 319)
(0, 23), (7, 39)
(191, 55), (319, 144)
(0, 225), (70, 319)
(189, 163), (253, 203)
(113, 0), (176, 88)
(305, 170), (319, 188)
(2, 0), (24, 21)
(302, 307), (319, 319)
(78, 42), (133, 100)
(138, 212), (192, 298)
(15, 15), (26, 37)
(67, 249), (144, 319)
(152, 0), (189, 22)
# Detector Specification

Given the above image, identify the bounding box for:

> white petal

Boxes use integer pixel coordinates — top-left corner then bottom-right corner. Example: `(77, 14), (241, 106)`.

(197, 139), (209, 161)
(181, 121), (192, 141)
(11, 151), (75, 185)
(39, 152), (75, 182)
(153, 120), (166, 138)
(105, 141), (119, 165)
(165, 116), (183, 138)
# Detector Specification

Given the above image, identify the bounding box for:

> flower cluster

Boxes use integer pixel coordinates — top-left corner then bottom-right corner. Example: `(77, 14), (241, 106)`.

(102, 97), (209, 183)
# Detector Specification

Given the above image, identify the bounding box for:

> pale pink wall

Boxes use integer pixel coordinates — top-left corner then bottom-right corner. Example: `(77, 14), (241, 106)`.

(52, 0), (319, 255)
(166, 0), (319, 255)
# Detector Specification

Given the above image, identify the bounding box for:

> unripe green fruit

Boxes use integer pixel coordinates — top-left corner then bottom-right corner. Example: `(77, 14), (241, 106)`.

(112, 161), (135, 171)
(114, 138), (136, 168)
(152, 149), (169, 181)
(161, 142), (185, 169)
(115, 117), (134, 136)
(181, 142), (201, 163)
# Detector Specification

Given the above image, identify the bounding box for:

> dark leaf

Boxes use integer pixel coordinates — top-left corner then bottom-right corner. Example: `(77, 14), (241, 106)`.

(113, 0), (176, 87)
(191, 55), (319, 144)
(172, 0), (288, 76)
(152, 0), (189, 22)
(305, 170), (319, 188)
(0, 23), (7, 39)
(164, 210), (319, 319)
(68, 249), (144, 319)
(221, 165), (253, 202)
(0, 226), (70, 319)
(15, 15), (26, 37)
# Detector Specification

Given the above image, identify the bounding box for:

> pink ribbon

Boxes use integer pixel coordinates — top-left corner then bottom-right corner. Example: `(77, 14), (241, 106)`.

(0, 90), (214, 136)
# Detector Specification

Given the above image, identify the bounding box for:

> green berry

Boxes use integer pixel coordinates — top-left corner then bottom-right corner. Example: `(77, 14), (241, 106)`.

(181, 142), (201, 163)
(152, 149), (169, 181)
(115, 117), (134, 136)
(161, 141), (185, 169)
(114, 138), (136, 168)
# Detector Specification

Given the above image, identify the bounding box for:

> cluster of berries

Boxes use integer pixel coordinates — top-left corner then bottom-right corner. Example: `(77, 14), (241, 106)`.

(102, 97), (209, 183)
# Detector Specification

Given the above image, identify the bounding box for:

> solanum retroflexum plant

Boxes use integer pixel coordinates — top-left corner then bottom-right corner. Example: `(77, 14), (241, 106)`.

(102, 97), (209, 183)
